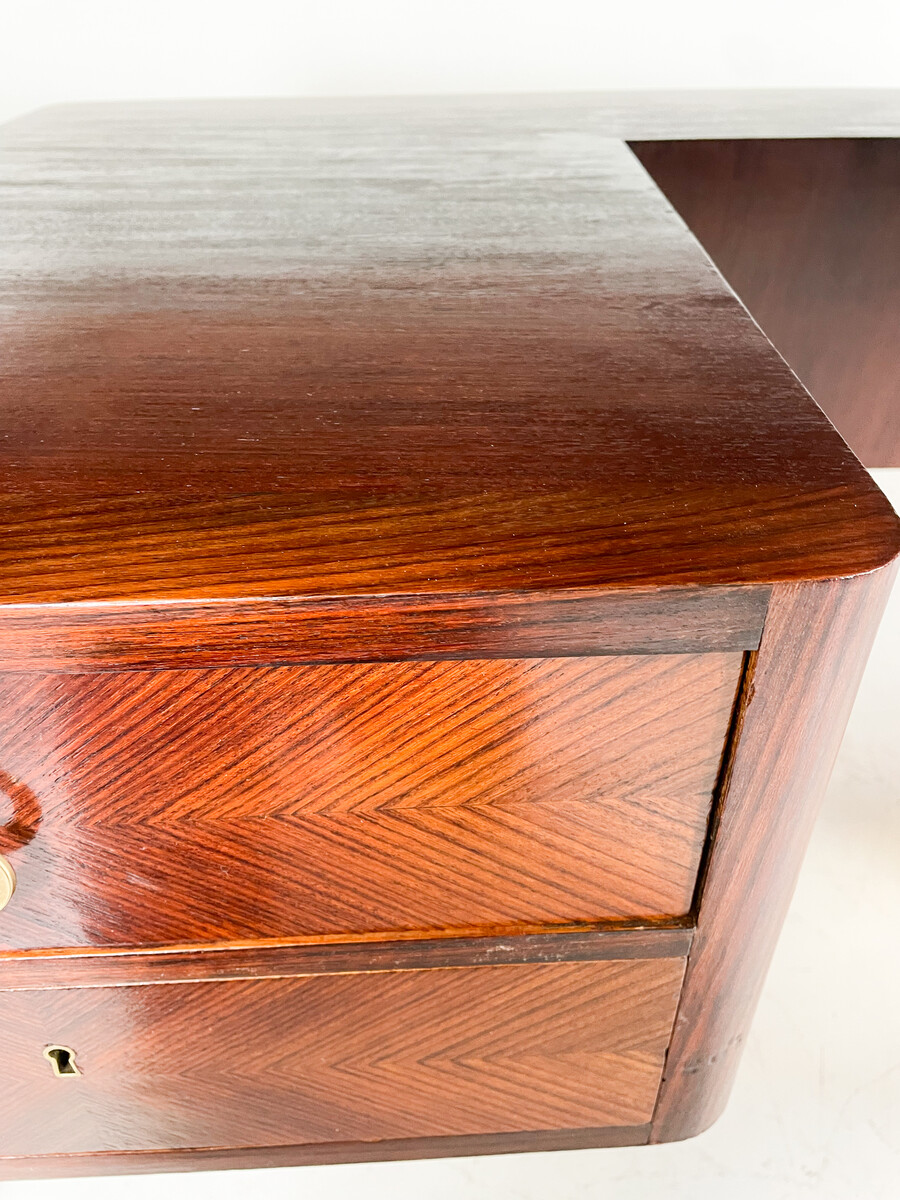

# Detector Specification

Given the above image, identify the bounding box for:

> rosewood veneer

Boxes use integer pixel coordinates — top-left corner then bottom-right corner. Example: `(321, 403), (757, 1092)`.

(0, 93), (897, 1179)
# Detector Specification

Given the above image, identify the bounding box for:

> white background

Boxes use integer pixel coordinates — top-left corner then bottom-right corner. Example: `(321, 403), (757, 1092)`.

(1, 0), (900, 128)
(0, 4), (898, 1197)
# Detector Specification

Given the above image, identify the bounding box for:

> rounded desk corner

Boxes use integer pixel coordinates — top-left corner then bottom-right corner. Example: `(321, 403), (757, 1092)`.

(648, 1063), (738, 1147)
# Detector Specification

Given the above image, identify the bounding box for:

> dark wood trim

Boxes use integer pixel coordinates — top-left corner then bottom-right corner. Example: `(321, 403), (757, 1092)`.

(0, 586), (768, 673)
(0, 925), (692, 991)
(0, 1124), (651, 1180)
(651, 564), (898, 1142)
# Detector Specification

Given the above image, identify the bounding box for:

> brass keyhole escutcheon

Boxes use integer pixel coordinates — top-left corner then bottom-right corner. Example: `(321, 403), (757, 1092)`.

(0, 855), (15, 911)
(43, 1046), (81, 1077)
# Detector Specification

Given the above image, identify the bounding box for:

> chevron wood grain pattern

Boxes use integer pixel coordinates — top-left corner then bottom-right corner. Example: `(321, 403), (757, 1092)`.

(0, 97), (897, 1180)
(0, 653), (742, 950)
(0, 103), (897, 673)
(0, 957), (685, 1155)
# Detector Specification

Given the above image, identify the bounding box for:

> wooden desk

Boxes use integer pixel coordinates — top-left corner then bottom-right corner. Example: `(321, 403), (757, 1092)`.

(0, 93), (896, 1179)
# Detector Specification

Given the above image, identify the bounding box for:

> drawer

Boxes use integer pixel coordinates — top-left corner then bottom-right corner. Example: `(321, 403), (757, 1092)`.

(0, 956), (685, 1155)
(0, 653), (742, 950)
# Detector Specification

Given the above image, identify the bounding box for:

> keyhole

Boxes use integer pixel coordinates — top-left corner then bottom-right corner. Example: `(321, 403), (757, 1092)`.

(43, 1045), (81, 1077)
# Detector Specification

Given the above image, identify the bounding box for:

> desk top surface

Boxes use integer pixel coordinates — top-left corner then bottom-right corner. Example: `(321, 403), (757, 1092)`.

(0, 97), (897, 608)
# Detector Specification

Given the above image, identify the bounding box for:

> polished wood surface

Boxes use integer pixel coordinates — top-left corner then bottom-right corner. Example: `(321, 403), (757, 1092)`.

(652, 563), (897, 1140)
(0, 653), (741, 949)
(0, 96), (898, 1176)
(0, 926), (693, 991)
(0, 103), (895, 673)
(0, 957), (685, 1155)
(633, 138), (900, 466)
(0, 584), (767, 673)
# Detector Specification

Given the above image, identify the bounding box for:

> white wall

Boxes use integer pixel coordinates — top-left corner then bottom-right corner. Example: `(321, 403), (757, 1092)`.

(1, 0), (899, 127)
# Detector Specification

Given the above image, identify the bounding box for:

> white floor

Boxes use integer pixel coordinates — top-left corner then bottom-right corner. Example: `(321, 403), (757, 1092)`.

(4, 471), (899, 1200)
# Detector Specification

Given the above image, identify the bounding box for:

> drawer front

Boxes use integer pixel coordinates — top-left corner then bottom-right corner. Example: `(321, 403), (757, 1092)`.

(0, 654), (742, 949)
(0, 957), (685, 1156)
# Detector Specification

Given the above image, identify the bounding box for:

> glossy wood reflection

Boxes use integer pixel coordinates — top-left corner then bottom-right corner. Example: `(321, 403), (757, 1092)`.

(0, 957), (685, 1155)
(0, 653), (741, 948)
(0, 103), (895, 662)
(0, 585), (768, 673)
(633, 138), (900, 466)
(0, 96), (898, 1179)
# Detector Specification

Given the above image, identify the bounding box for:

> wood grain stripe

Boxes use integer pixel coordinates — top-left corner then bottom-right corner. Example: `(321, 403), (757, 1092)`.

(0, 1124), (653, 1180)
(0, 925), (693, 990)
(0, 585), (768, 672)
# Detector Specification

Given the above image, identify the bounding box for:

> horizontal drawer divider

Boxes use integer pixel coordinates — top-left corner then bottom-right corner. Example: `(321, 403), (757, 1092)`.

(0, 586), (768, 673)
(0, 924), (693, 991)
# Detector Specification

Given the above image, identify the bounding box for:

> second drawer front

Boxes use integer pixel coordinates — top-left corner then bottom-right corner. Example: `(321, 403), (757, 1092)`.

(0, 653), (742, 949)
(0, 956), (685, 1155)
